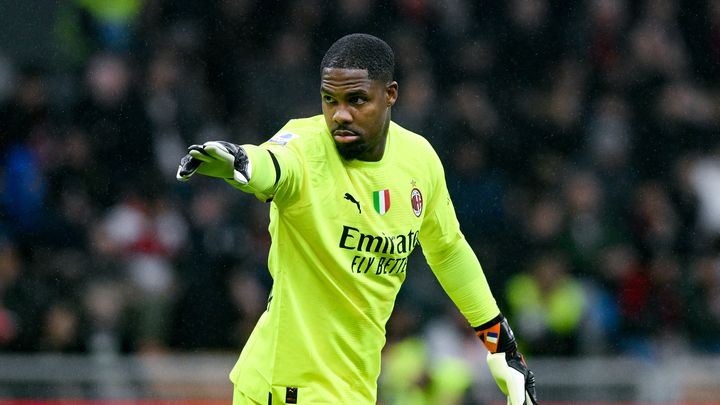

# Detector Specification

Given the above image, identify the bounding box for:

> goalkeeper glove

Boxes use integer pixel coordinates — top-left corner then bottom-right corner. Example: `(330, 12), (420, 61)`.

(475, 314), (537, 405)
(176, 141), (252, 184)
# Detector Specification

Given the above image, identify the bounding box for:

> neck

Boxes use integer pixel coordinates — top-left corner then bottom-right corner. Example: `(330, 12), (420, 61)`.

(360, 115), (391, 162)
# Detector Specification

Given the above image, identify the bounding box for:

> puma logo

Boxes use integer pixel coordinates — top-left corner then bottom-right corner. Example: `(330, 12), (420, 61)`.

(344, 193), (361, 214)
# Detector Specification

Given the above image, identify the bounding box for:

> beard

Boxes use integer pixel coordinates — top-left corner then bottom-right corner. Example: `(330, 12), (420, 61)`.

(335, 139), (367, 160)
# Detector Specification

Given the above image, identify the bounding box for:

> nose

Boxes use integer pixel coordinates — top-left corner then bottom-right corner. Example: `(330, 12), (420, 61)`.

(333, 104), (353, 125)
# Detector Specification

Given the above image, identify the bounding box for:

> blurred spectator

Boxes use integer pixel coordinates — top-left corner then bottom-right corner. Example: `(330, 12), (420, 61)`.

(616, 252), (689, 358)
(392, 68), (437, 136)
(143, 46), (208, 180)
(0, 67), (55, 237)
(92, 186), (188, 352)
(580, 244), (632, 353)
(380, 304), (475, 405)
(245, 28), (318, 136)
(669, 154), (701, 255)
(442, 35), (497, 88)
(37, 301), (83, 352)
(0, 237), (53, 352)
(626, 0), (700, 178)
(0, 55), (16, 104)
(0, 143), (46, 235)
(170, 186), (268, 349)
(423, 307), (498, 404)
(83, 279), (128, 354)
(533, 57), (588, 155)
(219, 266), (268, 351)
(686, 253), (720, 352)
(688, 150), (720, 244)
(44, 127), (102, 247)
(656, 80), (717, 150)
(505, 253), (588, 355)
(584, 93), (636, 217)
(678, 0), (720, 83)
(629, 180), (681, 259)
(518, 196), (566, 257)
(447, 137), (508, 239)
(0, 66), (52, 149)
(582, 0), (629, 87)
(708, 0), (720, 77)
(645, 254), (689, 357)
(0, 240), (20, 349)
(72, 52), (153, 206)
(628, 0), (689, 80)
(559, 170), (625, 278)
(199, 0), (258, 121)
(60, 0), (144, 54)
(496, 0), (558, 87)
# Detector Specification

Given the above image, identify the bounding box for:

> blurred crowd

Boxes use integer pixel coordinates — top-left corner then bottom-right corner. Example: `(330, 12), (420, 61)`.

(0, 0), (719, 395)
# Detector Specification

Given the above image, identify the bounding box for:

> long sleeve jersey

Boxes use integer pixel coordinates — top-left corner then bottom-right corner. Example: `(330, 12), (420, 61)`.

(229, 115), (499, 404)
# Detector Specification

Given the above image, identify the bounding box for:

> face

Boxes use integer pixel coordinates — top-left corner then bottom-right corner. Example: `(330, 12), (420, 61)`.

(321, 68), (398, 161)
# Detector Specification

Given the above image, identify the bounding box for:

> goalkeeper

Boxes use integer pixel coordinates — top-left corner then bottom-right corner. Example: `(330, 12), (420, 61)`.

(177, 33), (537, 405)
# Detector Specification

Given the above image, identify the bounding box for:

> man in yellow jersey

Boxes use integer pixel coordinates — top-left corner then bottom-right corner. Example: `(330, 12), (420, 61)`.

(177, 33), (537, 405)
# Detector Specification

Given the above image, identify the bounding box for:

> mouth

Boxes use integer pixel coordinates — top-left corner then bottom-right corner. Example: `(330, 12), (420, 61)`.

(333, 129), (360, 143)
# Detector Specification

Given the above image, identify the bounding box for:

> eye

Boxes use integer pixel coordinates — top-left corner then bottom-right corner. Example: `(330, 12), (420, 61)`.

(323, 95), (336, 104)
(350, 96), (367, 105)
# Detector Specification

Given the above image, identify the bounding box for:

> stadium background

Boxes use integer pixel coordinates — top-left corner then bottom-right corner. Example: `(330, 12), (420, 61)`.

(0, 0), (719, 403)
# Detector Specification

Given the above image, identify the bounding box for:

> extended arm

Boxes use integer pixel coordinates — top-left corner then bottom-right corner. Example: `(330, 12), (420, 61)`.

(176, 141), (282, 201)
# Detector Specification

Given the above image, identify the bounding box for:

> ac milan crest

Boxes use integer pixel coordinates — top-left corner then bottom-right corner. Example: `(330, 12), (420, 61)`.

(411, 188), (423, 217)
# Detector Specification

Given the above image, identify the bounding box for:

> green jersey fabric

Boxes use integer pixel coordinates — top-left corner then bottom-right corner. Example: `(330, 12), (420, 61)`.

(229, 115), (499, 404)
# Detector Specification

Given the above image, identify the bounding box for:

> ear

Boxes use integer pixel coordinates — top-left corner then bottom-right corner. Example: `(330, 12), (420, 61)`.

(385, 81), (398, 107)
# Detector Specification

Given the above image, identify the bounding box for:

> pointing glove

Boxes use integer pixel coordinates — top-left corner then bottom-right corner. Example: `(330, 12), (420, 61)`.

(176, 141), (252, 184)
(475, 314), (537, 405)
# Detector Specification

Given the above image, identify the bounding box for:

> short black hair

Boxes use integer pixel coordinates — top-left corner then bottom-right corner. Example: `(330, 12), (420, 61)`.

(320, 33), (394, 83)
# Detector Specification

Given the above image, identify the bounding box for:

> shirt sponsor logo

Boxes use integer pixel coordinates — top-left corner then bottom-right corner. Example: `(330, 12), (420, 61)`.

(338, 225), (418, 254)
(373, 189), (390, 215)
(267, 131), (298, 145)
(411, 188), (423, 217)
(338, 225), (420, 275)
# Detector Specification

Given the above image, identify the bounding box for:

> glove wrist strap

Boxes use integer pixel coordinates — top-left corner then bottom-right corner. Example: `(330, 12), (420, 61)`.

(474, 313), (517, 354)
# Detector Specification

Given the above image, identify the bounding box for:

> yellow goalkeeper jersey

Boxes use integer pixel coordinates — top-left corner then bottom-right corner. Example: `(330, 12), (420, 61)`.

(229, 115), (498, 404)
